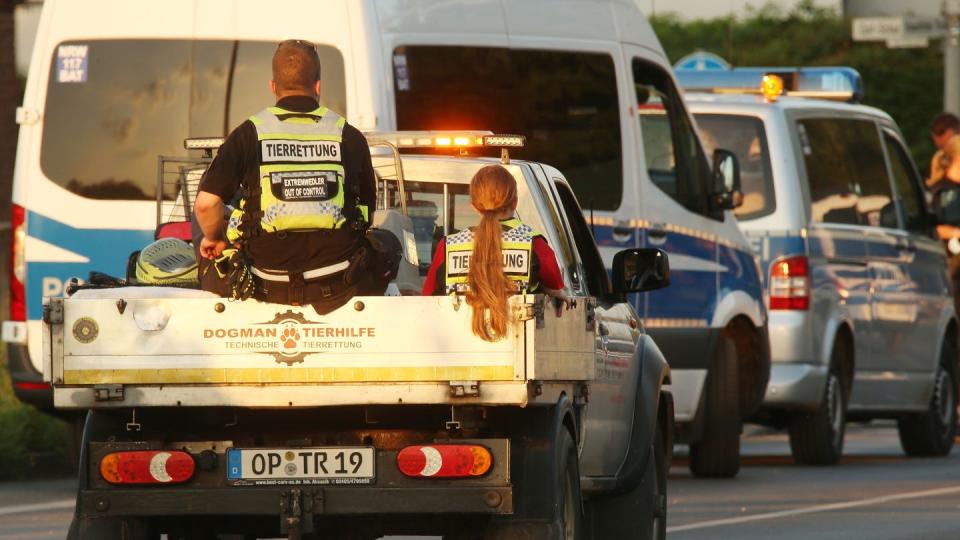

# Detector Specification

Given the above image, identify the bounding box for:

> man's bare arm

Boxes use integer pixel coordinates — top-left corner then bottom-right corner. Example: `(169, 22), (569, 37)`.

(195, 190), (228, 259)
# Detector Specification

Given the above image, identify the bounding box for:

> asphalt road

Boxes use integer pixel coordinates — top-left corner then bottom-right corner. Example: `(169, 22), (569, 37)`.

(668, 421), (960, 540)
(1, 422), (957, 539)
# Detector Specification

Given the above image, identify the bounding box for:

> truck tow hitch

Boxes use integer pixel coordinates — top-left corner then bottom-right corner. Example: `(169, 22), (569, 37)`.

(280, 489), (320, 539)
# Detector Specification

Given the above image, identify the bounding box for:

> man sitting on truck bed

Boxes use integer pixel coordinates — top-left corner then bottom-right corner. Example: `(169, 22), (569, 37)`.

(194, 39), (383, 312)
(422, 164), (566, 341)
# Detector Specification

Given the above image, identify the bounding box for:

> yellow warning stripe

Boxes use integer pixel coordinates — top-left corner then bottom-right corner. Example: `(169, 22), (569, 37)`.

(63, 366), (516, 385)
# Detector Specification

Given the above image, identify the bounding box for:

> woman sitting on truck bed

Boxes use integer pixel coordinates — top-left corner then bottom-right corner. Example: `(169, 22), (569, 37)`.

(421, 164), (565, 341)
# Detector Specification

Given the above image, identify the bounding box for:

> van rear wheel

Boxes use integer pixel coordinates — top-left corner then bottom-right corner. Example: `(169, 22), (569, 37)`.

(788, 349), (847, 466)
(788, 372), (846, 465)
(689, 336), (741, 478)
(897, 341), (957, 457)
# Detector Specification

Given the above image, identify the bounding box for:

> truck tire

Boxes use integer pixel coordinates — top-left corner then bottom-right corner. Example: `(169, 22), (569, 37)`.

(584, 393), (671, 540)
(897, 341), (957, 457)
(689, 335), (741, 478)
(788, 344), (847, 465)
(485, 428), (582, 540)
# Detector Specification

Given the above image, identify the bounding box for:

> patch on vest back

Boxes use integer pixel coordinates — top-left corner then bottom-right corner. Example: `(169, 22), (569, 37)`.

(447, 248), (530, 277)
(270, 171), (339, 201)
(261, 140), (341, 162)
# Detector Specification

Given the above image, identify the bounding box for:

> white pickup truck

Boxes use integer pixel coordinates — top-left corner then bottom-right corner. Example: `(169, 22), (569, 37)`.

(47, 134), (674, 540)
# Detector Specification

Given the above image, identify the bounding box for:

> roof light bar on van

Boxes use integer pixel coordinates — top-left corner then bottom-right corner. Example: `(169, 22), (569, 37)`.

(364, 131), (525, 150)
(184, 137), (226, 150)
(675, 67), (864, 103)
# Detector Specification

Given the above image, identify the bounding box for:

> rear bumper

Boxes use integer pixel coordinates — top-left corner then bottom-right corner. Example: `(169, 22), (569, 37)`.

(76, 485), (513, 517)
(761, 363), (828, 411)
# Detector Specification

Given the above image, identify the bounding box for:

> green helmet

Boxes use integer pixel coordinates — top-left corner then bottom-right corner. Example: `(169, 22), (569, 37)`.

(135, 238), (198, 285)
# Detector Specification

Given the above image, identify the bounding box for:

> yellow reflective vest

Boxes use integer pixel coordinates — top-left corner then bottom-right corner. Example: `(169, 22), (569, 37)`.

(226, 106), (366, 243)
(444, 218), (541, 294)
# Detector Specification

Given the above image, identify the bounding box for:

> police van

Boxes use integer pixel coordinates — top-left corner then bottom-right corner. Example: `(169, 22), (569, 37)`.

(6, 0), (766, 478)
(680, 67), (958, 464)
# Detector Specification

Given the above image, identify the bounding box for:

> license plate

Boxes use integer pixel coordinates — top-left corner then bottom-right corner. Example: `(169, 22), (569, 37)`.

(226, 447), (375, 486)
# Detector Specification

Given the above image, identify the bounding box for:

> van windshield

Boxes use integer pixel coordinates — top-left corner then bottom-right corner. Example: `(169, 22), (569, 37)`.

(392, 46), (623, 211)
(692, 114), (776, 220)
(41, 39), (345, 201)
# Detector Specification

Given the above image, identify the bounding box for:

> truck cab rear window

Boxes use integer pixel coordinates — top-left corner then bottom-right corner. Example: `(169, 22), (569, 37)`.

(393, 46), (623, 211)
(41, 39), (346, 201)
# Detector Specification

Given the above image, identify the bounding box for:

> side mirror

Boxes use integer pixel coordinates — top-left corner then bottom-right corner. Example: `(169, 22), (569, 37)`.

(712, 148), (743, 211)
(612, 248), (670, 295)
(933, 186), (960, 226)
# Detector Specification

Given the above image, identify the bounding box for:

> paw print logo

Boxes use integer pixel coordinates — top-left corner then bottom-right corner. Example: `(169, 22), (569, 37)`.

(281, 326), (301, 349)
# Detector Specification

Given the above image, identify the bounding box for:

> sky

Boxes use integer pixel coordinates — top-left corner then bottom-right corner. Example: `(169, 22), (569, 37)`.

(637, 0), (841, 20)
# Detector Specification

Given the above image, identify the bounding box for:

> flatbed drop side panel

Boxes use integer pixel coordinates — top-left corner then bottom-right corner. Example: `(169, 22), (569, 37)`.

(46, 292), (594, 408)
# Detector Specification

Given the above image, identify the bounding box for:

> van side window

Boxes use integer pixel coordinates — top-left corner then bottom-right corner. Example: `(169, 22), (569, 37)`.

(553, 182), (611, 298)
(883, 132), (927, 234)
(798, 118), (895, 228)
(41, 40), (346, 201)
(393, 46), (623, 211)
(632, 58), (714, 218)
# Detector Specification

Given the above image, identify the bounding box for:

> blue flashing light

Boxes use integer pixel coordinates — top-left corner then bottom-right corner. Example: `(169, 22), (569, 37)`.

(674, 66), (864, 103)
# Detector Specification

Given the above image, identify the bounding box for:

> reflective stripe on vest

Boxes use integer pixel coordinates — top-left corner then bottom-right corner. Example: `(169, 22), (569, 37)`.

(444, 218), (540, 294)
(226, 106), (355, 243)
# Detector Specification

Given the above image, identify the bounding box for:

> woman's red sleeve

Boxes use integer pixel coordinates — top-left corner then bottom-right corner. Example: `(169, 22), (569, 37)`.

(420, 238), (447, 296)
(533, 237), (565, 291)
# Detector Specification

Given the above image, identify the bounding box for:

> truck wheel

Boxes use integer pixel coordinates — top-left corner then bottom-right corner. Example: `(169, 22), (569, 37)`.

(485, 428), (581, 540)
(646, 395), (669, 540)
(583, 393), (671, 540)
(788, 346), (847, 465)
(897, 342), (957, 457)
(689, 335), (741, 478)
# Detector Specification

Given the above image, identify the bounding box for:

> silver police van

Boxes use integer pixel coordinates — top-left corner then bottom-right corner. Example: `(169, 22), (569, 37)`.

(679, 67), (958, 464)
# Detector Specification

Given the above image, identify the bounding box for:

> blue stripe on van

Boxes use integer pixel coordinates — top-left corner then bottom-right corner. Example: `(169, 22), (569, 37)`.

(25, 212), (154, 320)
(592, 225), (765, 326)
(642, 229), (718, 321)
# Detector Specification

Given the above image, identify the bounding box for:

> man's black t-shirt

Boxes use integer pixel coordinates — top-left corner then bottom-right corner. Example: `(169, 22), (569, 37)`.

(198, 95), (375, 271)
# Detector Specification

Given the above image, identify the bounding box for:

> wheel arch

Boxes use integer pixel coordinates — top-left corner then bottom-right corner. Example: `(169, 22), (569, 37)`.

(830, 322), (855, 396)
(935, 315), (959, 376)
(600, 334), (669, 497)
(721, 315), (769, 418)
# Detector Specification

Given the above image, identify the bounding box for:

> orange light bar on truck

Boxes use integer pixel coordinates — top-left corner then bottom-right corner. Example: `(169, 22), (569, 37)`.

(396, 445), (492, 478)
(100, 450), (195, 485)
(366, 131), (525, 150)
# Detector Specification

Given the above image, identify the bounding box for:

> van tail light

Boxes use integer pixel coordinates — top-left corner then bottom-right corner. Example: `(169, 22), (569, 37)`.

(10, 203), (25, 322)
(100, 451), (195, 485)
(769, 255), (810, 310)
(396, 445), (492, 478)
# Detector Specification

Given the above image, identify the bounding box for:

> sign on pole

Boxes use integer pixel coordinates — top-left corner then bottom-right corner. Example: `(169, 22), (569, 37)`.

(852, 17), (903, 41)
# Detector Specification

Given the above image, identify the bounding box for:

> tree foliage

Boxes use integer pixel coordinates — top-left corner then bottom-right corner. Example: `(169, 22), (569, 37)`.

(652, 0), (943, 171)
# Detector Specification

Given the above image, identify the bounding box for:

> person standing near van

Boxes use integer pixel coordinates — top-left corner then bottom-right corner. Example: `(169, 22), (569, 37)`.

(421, 165), (566, 341)
(926, 112), (960, 191)
(194, 39), (382, 311)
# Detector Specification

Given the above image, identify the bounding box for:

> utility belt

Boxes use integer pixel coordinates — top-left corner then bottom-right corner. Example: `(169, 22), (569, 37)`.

(252, 261), (353, 306)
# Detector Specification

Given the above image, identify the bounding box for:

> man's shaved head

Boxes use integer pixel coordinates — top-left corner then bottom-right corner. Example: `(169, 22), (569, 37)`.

(272, 39), (321, 97)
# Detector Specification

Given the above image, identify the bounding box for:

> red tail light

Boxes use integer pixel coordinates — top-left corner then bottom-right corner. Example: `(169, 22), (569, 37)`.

(769, 255), (810, 310)
(10, 204), (25, 321)
(100, 451), (195, 485)
(396, 445), (492, 478)
(14, 382), (50, 391)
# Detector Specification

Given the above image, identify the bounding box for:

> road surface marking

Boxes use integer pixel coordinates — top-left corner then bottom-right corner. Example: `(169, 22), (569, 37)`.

(667, 484), (960, 533)
(0, 499), (74, 517)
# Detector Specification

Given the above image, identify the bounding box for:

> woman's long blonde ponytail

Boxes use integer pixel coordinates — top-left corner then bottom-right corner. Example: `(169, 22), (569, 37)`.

(465, 165), (518, 341)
